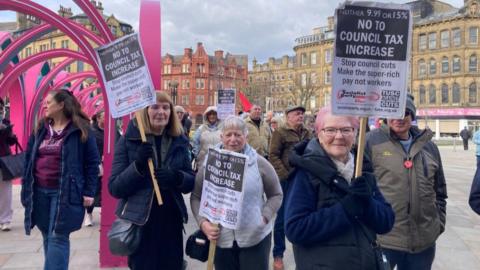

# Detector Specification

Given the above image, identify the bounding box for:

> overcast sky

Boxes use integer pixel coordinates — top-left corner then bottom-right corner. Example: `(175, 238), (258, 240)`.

(0, 0), (465, 65)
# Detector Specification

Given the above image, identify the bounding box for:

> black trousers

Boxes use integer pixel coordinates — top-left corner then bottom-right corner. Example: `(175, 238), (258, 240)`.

(463, 139), (469, 150)
(214, 233), (271, 270)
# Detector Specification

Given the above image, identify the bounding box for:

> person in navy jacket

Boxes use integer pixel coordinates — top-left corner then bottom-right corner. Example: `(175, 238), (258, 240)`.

(109, 91), (194, 270)
(21, 89), (100, 270)
(284, 107), (395, 270)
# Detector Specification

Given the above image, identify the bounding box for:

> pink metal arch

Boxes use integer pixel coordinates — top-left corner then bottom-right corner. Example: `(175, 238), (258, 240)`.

(35, 58), (76, 96)
(0, 49), (90, 94)
(74, 0), (115, 43)
(51, 71), (97, 90)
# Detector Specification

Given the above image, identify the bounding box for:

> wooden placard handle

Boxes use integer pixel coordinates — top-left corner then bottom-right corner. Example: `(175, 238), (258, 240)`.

(206, 223), (219, 270)
(354, 117), (368, 178)
(135, 111), (163, 205)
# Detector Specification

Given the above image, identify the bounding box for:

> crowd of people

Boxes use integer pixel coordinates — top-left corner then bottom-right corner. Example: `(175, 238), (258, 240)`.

(1, 89), (480, 270)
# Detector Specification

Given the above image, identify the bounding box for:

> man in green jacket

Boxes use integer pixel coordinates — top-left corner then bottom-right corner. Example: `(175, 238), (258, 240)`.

(245, 104), (271, 158)
(269, 105), (312, 270)
(365, 95), (447, 270)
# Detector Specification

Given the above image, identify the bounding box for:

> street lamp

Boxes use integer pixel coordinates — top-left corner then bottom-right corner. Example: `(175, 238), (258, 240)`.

(169, 81), (178, 105)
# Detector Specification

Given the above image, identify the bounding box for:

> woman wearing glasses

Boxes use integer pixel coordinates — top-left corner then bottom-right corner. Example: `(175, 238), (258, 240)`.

(284, 106), (395, 270)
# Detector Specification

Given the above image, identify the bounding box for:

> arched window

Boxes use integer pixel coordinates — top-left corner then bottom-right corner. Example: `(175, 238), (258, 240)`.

(470, 54), (478, 72)
(429, 84), (436, 104)
(469, 83), (477, 103)
(452, 55), (461, 73)
(441, 84), (449, 104)
(418, 59), (426, 77)
(429, 58), (436, 75)
(442, 56), (449, 73)
(419, 85), (426, 104)
(452, 83), (461, 103)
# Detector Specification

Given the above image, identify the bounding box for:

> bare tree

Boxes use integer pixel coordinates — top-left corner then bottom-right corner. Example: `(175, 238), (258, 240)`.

(291, 72), (319, 109)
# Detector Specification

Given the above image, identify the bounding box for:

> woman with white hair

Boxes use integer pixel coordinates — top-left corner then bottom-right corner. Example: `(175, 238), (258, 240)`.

(191, 116), (283, 270)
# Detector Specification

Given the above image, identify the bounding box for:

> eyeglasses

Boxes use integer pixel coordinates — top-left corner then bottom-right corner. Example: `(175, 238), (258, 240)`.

(321, 127), (355, 137)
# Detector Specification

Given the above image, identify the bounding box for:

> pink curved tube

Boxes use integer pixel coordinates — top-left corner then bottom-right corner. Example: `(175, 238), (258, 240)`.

(51, 71), (97, 90)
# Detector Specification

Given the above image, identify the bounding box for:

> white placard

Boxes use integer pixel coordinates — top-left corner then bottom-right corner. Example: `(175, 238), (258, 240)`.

(95, 33), (156, 118)
(199, 148), (247, 229)
(217, 89), (236, 120)
(332, 2), (412, 119)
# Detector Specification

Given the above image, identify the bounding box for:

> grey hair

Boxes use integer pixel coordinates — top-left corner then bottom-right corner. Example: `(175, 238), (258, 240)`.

(221, 115), (248, 135)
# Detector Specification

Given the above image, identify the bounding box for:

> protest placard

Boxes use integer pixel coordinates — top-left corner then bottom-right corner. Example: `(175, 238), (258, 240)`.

(332, 2), (412, 119)
(217, 89), (236, 120)
(199, 148), (247, 230)
(95, 33), (156, 118)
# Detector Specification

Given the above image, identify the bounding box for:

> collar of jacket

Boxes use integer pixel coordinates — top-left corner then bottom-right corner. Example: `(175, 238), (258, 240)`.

(124, 119), (188, 166)
(379, 124), (433, 156)
(246, 116), (262, 125)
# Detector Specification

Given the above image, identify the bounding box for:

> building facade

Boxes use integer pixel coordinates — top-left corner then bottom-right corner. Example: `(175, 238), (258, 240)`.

(161, 42), (248, 125)
(15, 1), (133, 75)
(411, 0), (480, 137)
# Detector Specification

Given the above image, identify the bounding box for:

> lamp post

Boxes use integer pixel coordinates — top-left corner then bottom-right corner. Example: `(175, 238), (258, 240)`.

(169, 81), (178, 105)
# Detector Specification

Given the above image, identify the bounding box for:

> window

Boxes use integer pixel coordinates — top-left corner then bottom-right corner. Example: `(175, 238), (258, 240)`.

(195, 79), (205, 89)
(301, 53), (307, 66)
(441, 84), (449, 104)
(310, 52), (317, 65)
(182, 64), (190, 73)
(310, 96), (316, 109)
(428, 32), (436, 49)
(440, 30), (449, 48)
(429, 58), (436, 75)
(419, 85), (426, 104)
(419, 34), (427, 50)
(195, 95), (205, 105)
(429, 84), (436, 104)
(61, 40), (69, 49)
(470, 55), (478, 72)
(182, 79), (190, 89)
(163, 64), (171, 74)
(452, 83), (460, 103)
(469, 27), (478, 44)
(311, 72), (317, 84)
(325, 49), (332, 63)
(182, 95), (189, 105)
(469, 83), (477, 103)
(197, 64), (205, 73)
(452, 28), (461, 47)
(324, 70), (331, 84)
(51, 42), (56, 49)
(163, 80), (170, 90)
(110, 25), (117, 36)
(77, 61), (84, 72)
(301, 73), (307, 87)
(452, 56), (461, 73)
(441, 56), (449, 73)
(418, 59), (426, 77)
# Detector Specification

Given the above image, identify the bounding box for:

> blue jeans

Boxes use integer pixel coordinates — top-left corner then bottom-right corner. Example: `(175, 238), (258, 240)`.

(273, 180), (289, 258)
(383, 244), (436, 270)
(33, 187), (70, 270)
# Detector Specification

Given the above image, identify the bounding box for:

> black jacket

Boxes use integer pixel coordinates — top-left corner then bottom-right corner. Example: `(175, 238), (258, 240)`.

(285, 139), (395, 270)
(108, 120), (195, 225)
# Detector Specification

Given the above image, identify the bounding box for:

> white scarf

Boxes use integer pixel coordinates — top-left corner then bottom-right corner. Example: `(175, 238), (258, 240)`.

(332, 152), (354, 183)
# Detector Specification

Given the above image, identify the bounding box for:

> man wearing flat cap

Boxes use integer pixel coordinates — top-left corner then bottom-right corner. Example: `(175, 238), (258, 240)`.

(365, 94), (447, 270)
(269, 104), (312, 270)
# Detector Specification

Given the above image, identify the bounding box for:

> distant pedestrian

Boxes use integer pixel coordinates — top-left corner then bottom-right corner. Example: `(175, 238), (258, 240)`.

(192, 106), (221, 170)
(0, 98), (17, 232)
(269, 105), (312, 270)
(21, 89), (100, 270)
(365, 94), (447, 270)
(474, 129), (480, 166)
(460, 126), (471, 150)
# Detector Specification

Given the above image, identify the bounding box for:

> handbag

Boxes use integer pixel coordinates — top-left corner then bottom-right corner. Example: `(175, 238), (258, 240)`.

(185, 229), (210, 262)
(0, 141), (25, 181)
(107, 218), (142, 256)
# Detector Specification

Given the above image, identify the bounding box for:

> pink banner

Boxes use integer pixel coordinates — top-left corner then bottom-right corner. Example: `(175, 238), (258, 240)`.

(417, 108), (480, 117)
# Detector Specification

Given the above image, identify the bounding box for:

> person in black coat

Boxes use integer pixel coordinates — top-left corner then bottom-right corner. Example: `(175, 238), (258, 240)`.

(284, 106), (395, 270)
(109, 91), (195, 270)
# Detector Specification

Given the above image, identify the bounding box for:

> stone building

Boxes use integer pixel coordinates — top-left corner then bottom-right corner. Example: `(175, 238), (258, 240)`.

(161, 42), (248, 125)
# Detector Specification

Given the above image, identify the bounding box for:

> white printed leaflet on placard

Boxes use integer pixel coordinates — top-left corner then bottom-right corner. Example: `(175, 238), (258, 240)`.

(199, 148), (247, 229)
(217, 89), (236, 120)
(332, 2), (412, 118)
(95, 33), (156, 118)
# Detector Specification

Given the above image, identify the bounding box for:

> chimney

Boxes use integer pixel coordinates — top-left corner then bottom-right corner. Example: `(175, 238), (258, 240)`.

(58, 6), (73, 18)
(327, 16), (334, 31)
(215, 50), (224, 58)
(184, 48), (193, 57)
(197, 42), (203, 49)
(252, 57), (257, 67)
(282, 55), (289, 65)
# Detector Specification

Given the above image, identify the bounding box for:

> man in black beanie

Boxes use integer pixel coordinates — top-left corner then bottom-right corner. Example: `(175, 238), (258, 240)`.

(365, 93), (447, 270)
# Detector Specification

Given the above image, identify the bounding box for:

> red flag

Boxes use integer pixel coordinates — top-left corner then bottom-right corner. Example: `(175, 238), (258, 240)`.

(238, 91), (252, 112)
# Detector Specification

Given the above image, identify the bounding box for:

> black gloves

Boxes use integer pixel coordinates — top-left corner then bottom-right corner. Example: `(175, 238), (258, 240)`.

(340, 173), (377, 218)
(155, 168), (183, 189)
(135, 142), (154, 174)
